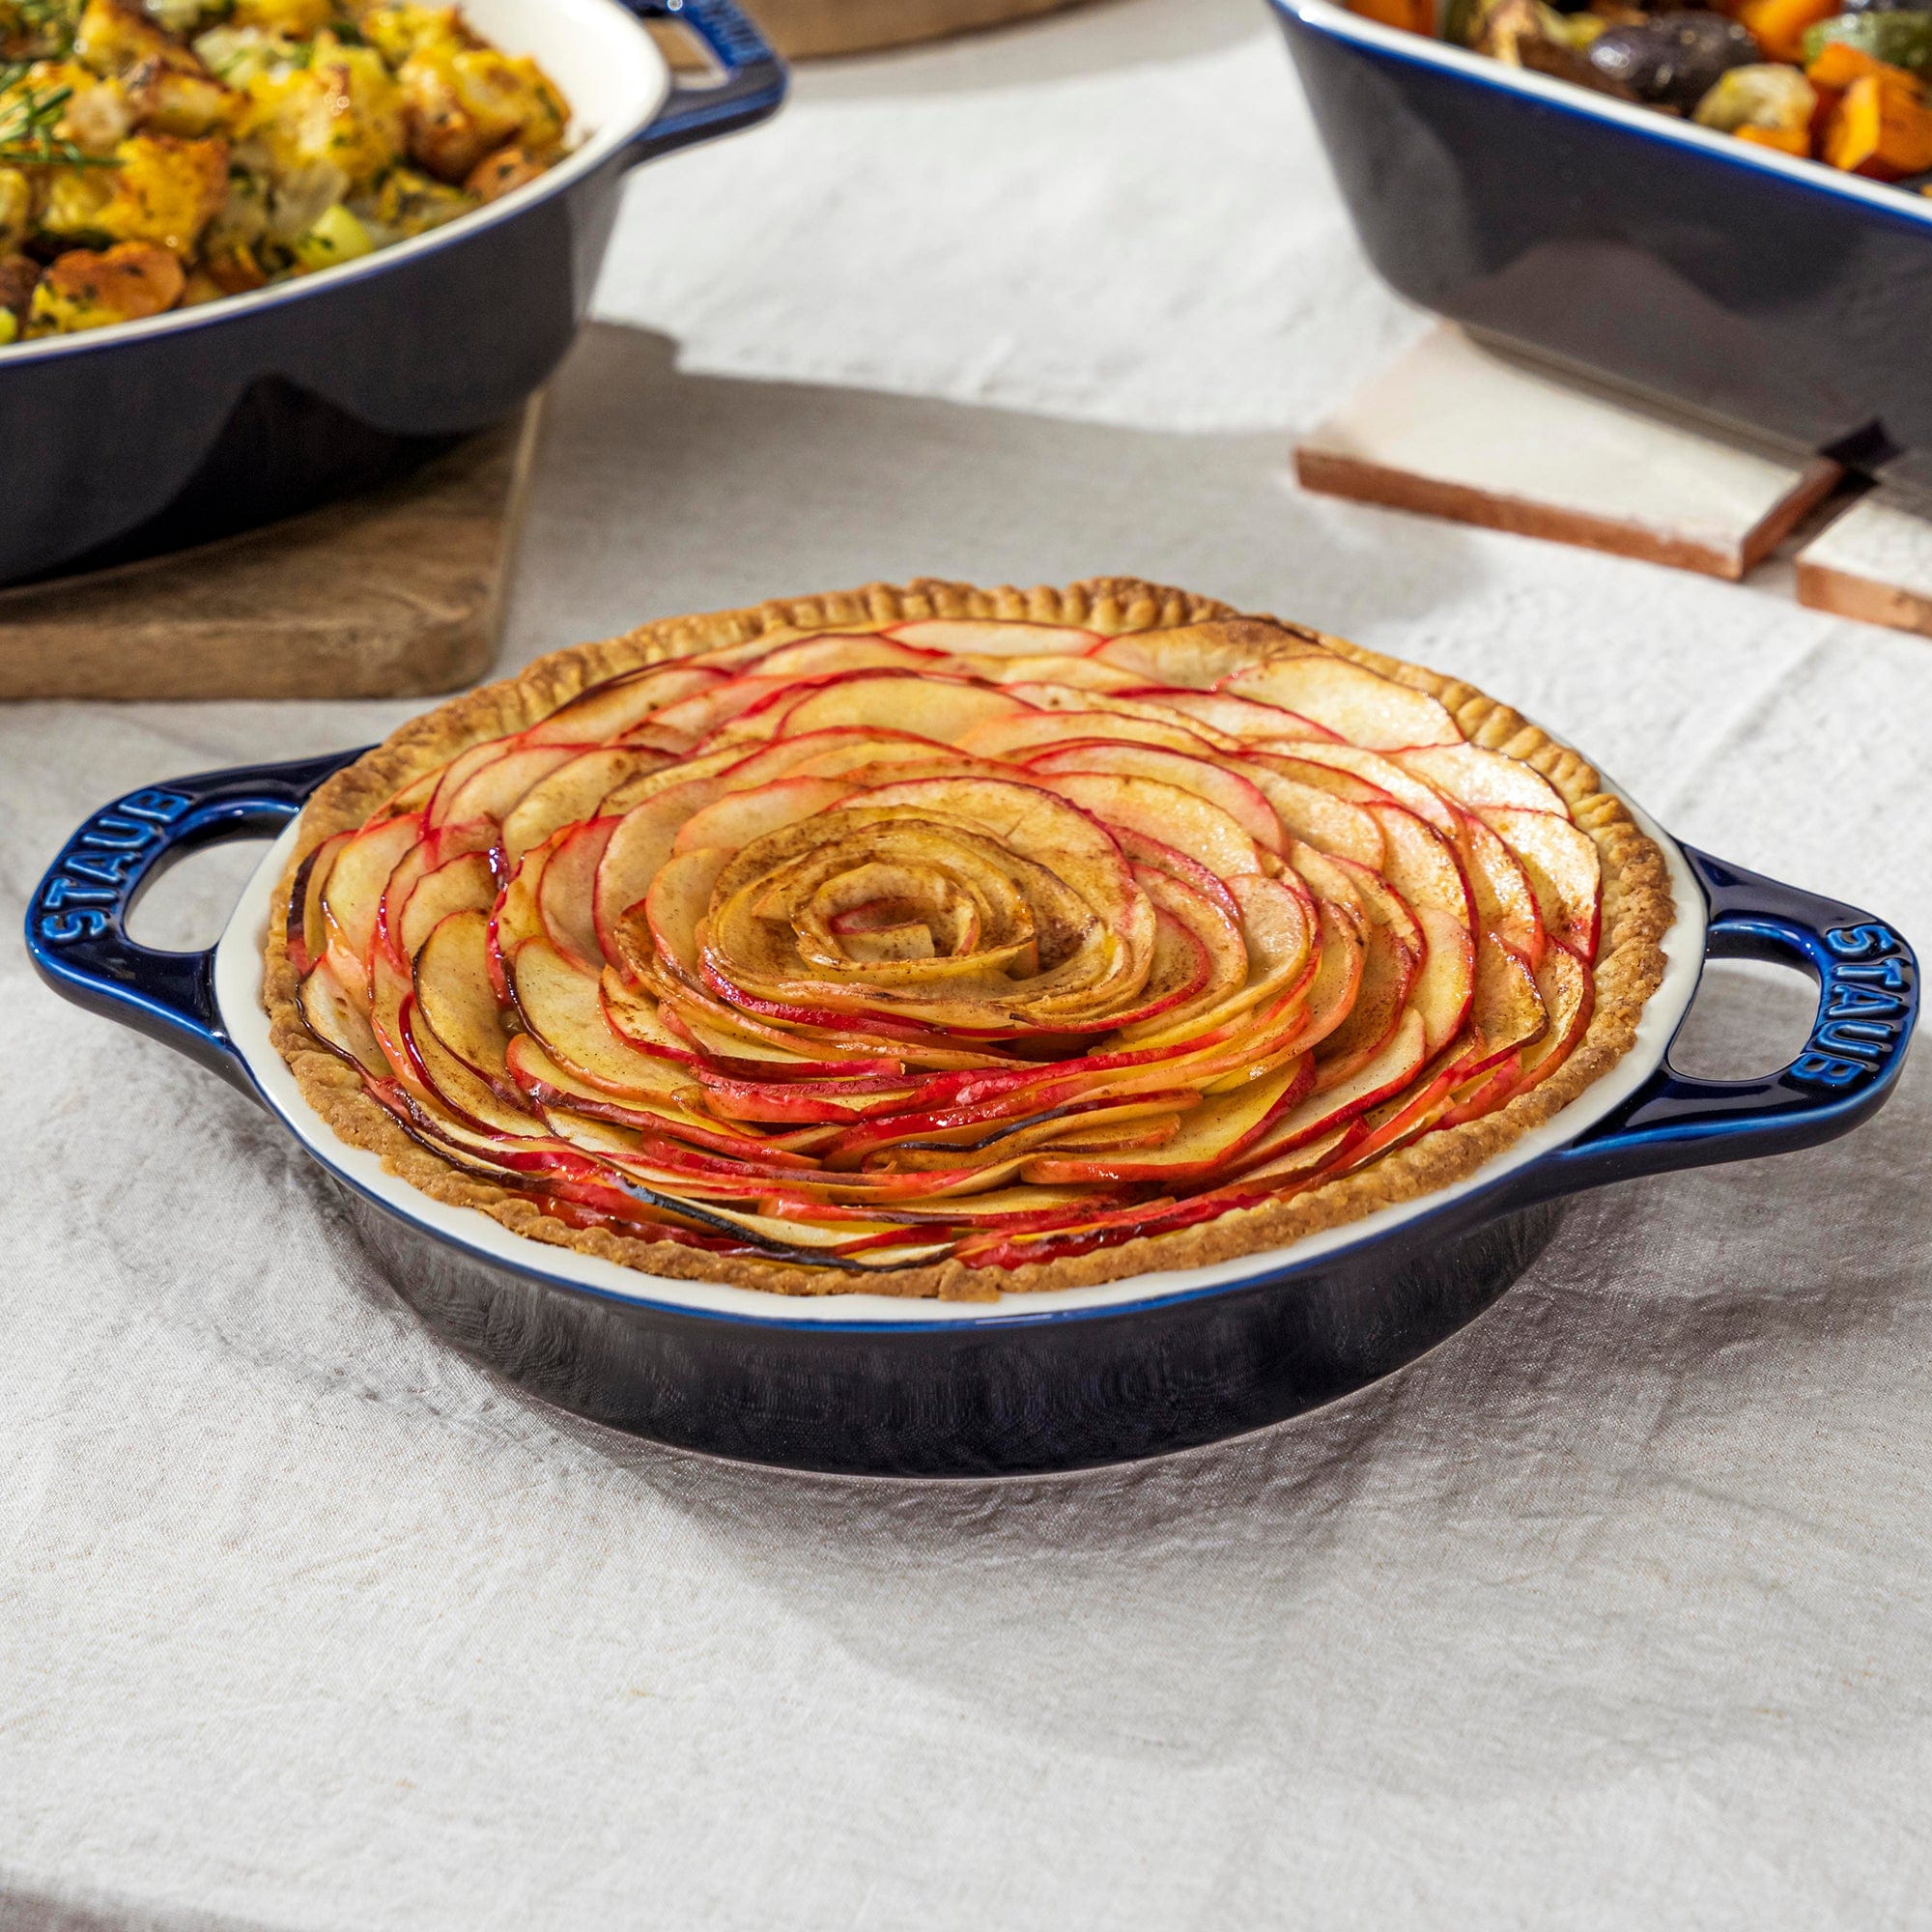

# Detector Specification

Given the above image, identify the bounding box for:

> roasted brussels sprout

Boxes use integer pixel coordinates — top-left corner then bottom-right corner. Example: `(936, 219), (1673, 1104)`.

(1804, 8), (1932, 70)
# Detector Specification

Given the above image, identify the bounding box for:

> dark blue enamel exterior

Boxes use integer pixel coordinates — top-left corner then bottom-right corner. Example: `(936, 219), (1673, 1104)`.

(1270, 0), (1932, 500)
(0, 0), (785, 585)
(25, 754), (1918, 1475)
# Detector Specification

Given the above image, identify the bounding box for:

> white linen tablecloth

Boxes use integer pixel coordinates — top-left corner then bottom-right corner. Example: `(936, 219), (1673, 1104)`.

(5, 2), (1931, 1924)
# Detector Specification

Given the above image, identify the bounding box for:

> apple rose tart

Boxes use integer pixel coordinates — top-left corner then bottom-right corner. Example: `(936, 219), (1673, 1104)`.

(265, 578), (1671, 1297)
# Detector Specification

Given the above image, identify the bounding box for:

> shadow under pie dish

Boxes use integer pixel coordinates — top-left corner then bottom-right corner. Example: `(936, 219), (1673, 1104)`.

(29, 579), (1918, 1474)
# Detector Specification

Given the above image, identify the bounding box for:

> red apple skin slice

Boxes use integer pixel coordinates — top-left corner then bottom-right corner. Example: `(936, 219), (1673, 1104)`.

(775, 673), (1035, 744)
(414, 908), (517, 1086)
(378, 818), (496, 970)
(1032, 771), (1263, 879)
(1478, 808), (1603, 959)
(298, 955), (387, 1076)
(956, 709), (1221, 762)
(405, 997), (550, 1139)
(592, 777), (733, 975)
(1504, 945), (1594, 1099)
(521, 665), (726, 746)
(1025, 743), (1286, 855)
(1222, 655), (1460, 750)
(321, 812), (426, 998)
(986, 656), (1147, 693)
(538, 817), (620, 973)
(1456, 811), (1546, 969)
(712, 727), (947, 792)
(887, 619), (1101, 656)
(1085, 619), (1326, 687)
(1109, 827), (1243, 925)
(669, 776), (858, 860)
(646, 847), (733, 982)
(1020, 1056), (1312, 1185)
(428, 744), (579, 831)
(1392, 744), (1567, 814)
(1118, 688), (1340, 743)
(754, 637), (951, 679)
(1466, 932), (1548, 1073)
(286, 830), (351, 977)
(1238, 758), (1383, 869)
(1273, 743), (1460, 835)
(500, 747), (670, 863)
(1252, 1008), (1429, 1160)
(510, 937), (701, 1100)
(999, 686), (1244, 751)
(398, 850), (497, 964)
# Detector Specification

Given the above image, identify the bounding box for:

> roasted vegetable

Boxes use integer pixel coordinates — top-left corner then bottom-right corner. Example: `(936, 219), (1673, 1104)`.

(1738, 0), (1839, 63)
(1585, 11), (1759, 110)
(1804, 7), (1932, 70)
(0, 0), (567, 341)
(1693, 61), (1818, 150)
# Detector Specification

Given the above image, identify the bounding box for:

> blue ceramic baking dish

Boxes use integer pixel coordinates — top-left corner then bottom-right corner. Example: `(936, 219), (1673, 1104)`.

(25, 751), (1918, 1476)
(1271, 0), (1932, 502)
(0, 0), (784, 586)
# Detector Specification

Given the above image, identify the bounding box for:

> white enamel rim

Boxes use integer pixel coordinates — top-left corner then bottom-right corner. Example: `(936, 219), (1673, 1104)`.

(0, 0), (671, 369)
(211, 761), (1705, 1327)
(1286, 0), (1932, 228)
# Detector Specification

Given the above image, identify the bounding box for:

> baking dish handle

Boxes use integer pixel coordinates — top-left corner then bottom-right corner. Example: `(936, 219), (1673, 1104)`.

(620, 0), (787, 167)
(1539, 847), (1917, 1192)
(25, 751), (368, 1100)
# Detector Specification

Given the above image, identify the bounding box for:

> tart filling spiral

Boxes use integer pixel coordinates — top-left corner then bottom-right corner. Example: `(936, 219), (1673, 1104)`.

(285, 613), (1607, 1279)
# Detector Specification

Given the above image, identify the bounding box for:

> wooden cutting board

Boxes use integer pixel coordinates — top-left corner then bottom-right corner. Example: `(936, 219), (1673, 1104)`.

(0, 401), (540, 703)
(741, 0), (1096, 57)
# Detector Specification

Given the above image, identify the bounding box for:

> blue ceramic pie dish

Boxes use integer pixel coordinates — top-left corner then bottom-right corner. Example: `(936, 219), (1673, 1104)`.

(25, 750), (1918, 1476)
(1271, 0), (1932, 503)
(0, 0), (784, 585)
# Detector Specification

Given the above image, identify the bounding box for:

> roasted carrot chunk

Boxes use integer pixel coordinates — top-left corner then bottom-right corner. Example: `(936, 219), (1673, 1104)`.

(1824, 71), (1932, 177)
(1739, 0), (1838, 66)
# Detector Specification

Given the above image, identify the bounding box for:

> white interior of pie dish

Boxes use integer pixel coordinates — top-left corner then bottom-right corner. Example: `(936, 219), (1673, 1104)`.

(213, 783), (1705, 1327)
(0, 0), (671, 368)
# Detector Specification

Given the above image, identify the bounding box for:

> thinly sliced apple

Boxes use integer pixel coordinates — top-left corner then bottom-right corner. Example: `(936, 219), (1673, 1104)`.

(1456, 811), (1545, 967)
(1238, 758), (1383, 867)
(406, 998), (550, 1138)
(712, 728), (946, 792)
(297, 956), (386, 1075)
(1025, 743), (1286, 854)
(1275, 744), (1460, 835)
(523, 664), (725, 746)
(285, 830), (350, 977)
(1507, 944), (1593, 1096)
(775, 672), (1033, 744)
(1478, 808), (1603, 958)
(955, 709), (1221, 762)
(986, 656), (1147, 692)
(1393, 743), (1567, 813)
(598, 747), (752, 817)
(647, 847), (733, 980)
(1466, 931), (1548, 1071)
(510, 936), (698, 1099)
(669, 776), (857, 859)
(593, 777), (733, 974)
(1109, 827), (1243, 924)
(500, 747), (670, 863)
(1021, 1057), (1311, 1184)
(1368, 803), (1472, 923)
(1032, 771), (1263, 879)
(1260, 1007), (1428, 1153)
(1223, 655), (1460, 749)
(1118, 872), (1313, 1048)
(398, 850), (497, 963)
(1120, 688), (1338, 743)
(414, 908), (515, 1084)
(999, 686), (1243, 751)
(1311, 900), (1416, 1089)
(377, 819), (496, 969)
(888, 619), (1101, 656)
(754, 636), (948, 679)
(321, 812), (425, 996)
(1089, 618), (1327, 688)
(429, 744), (579, 831)
(539, 817), (620, 972)
(1294, 895), (1367, 1054)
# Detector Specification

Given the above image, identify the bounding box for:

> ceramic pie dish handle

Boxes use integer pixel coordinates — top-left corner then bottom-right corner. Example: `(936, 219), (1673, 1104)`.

(1532, 849), (1918, 1200)
(620, 0), (788, 166)
(25, 752), (367, 1097)
(24, 761), (1919, 1180)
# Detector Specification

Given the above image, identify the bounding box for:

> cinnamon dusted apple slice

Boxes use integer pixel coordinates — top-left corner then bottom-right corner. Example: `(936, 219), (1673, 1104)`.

(1456, 812), (1546, 968)
(1371, 806), (1475, 1058)
(414, 908), (516, 1087)
(297, 955), (386, 1076)
(775, 671), (1036, 743)
(754, 636), (950, 678)
(1110, 828), (1243, 925)
(1506, 945), (1593, 1099)
(523, 664), (726, 746)
(321, 811), (426, 997)
(597, 746), (753, 817)
(500, 747), (671, 863)
(1392, 744), (1568, 814)
(538, 817), (620, 973)
(1089, 618), (1325, 687)
(888, 619), (1101, 656)
(1244, 1007), (1429, 1163)
(668, 776), (858, 859)
(1238, 758), (1384, 868)
(984, 655), (1147, 693)
(1465, 932), (1548, 1074)
(955, 708), (1221, 761)
(1293, 895), (1368, 1054)
(1032, 771), (1264, 880)
(1274, 743), (1460, 836)
(876, 1093), (1200, 1174)
(1021, 1056), (1312, 1185)
(428, 744), (578, 831)
(1220, 1121), (1360, 1187)
(646, 847), (733, 983)
(510, 936), (700, 1100)
(1223, 654), (1461, 749)
(1024, 743), (1287, 855)
(1478, 808), (1603, 958)
(285, 830), (351, 977)
(1122, 688), (1339, 743)
(710, 727), (947, 791)
(1000, 686), (1244, 752)
(489, 831), (561, 1006)
(377, 819), (495, 969)
(592, 776), (734, 976)
(405, 996), (552, 1139)
(397, 850), (497, 963)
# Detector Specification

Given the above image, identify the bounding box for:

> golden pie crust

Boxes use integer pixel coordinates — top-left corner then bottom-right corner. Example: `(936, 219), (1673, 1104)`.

(262, 577), (1673, 1299)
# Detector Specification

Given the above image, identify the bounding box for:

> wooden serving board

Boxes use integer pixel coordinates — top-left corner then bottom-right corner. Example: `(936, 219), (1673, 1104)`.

(0, 401), (540, 703)
(741, 0), (1096, 57)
